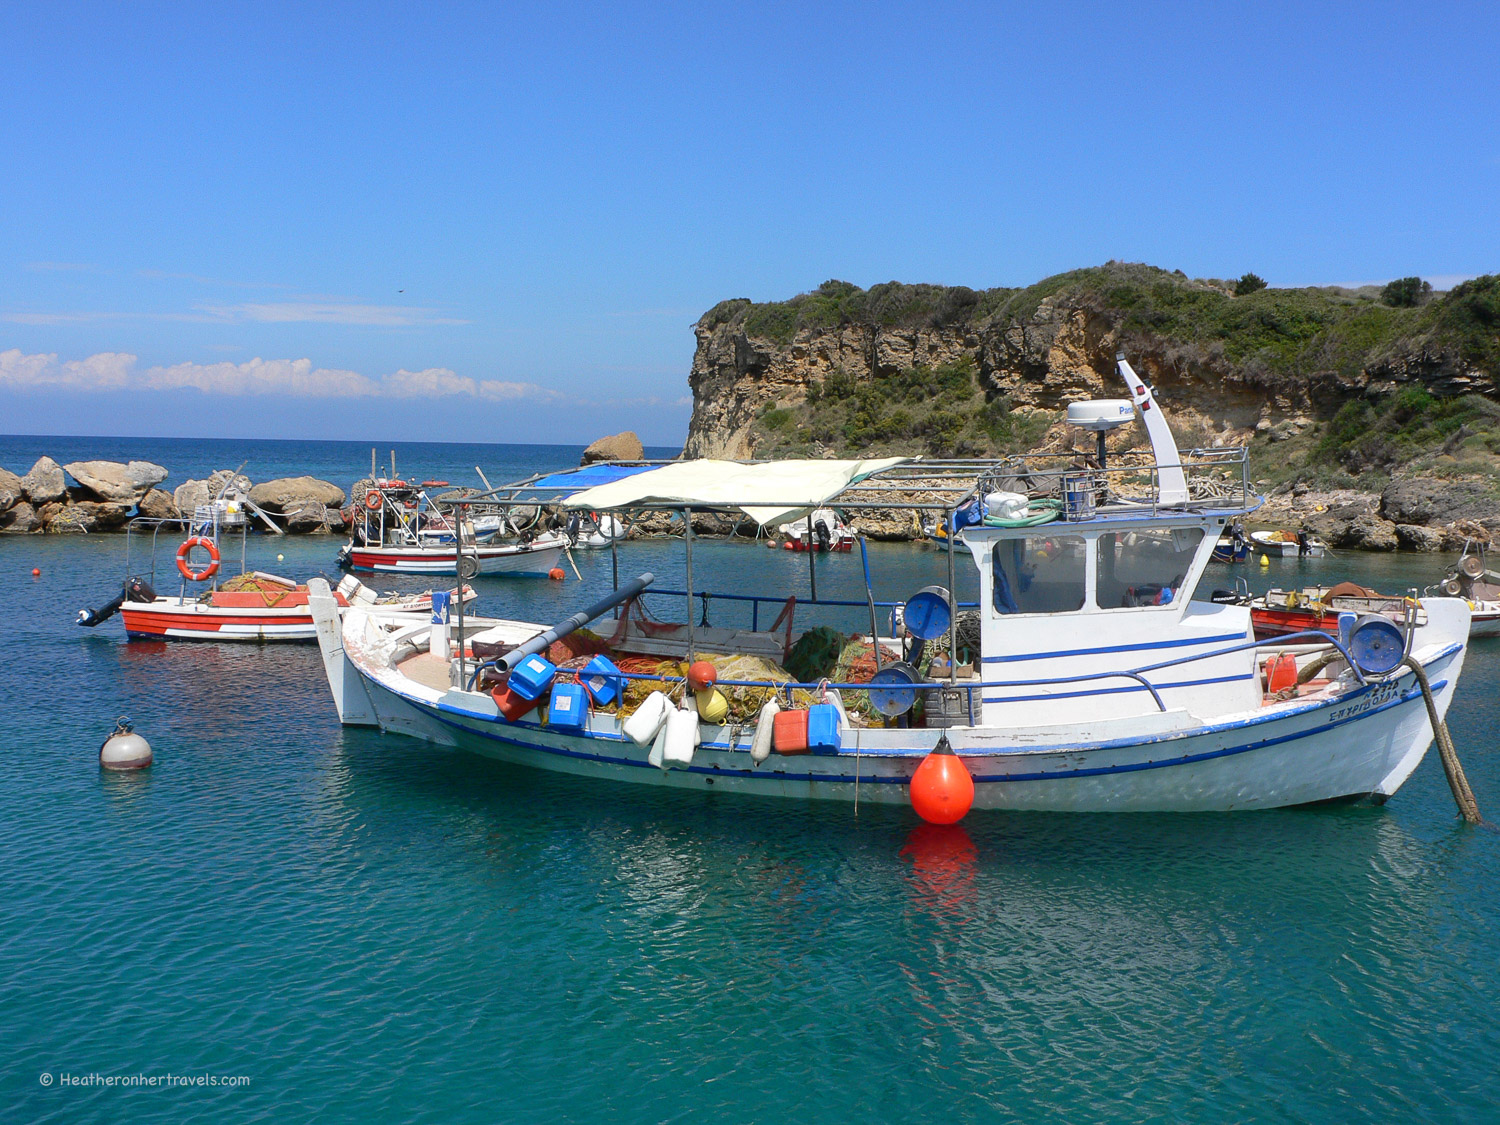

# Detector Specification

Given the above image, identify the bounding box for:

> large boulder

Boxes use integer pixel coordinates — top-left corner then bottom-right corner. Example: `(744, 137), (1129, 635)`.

(137, 488), (179, 520)
(173, 470), (253, 516)
(0, 467), (22, 512)
(0, 501), (38, 533)
(21, 457), (66, 504)
(249, 476), (345, 512)
(580, 431), (645, 465)
(1335, 512), (1399, 551)
(1395, 524), (1443, 552)
(64, 459), (165, 502)
(1381, 477), (1498, 527)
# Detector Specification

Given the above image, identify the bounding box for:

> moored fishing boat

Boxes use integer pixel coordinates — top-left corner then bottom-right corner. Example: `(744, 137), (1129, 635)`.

(778, 507), (855, 552)
(1247, 582), (1414, 640)
(307, 356), (1469, 816)
(1251, 529), (1326, 557)
(1212, 522), (1249, 563)
(78, 513), (474, 642)
(1431, 541), (1500, 637)
(338, 477), (567, 576)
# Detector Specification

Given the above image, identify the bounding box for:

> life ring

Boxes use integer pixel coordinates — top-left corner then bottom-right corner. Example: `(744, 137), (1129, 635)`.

(176, 537), (221, 582)
(365, 490), (384, 510)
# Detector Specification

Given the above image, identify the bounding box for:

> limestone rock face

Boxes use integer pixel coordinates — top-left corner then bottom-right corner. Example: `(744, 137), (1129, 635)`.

(0, 467), (22, 511)
(1335, 512), (1399, 551)
(1396, 524), (1444, 551)
(64, 460), (157, 502)
(22, 457), (66, 504)
(1381, 477), (1499, 528)
(137, 488), (179, 520)
(580, 432), (645, 465)
(248, 476), (345, 512)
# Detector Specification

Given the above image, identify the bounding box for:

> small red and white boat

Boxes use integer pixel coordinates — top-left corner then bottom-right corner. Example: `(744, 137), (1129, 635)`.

(81, 571), (475, 642)
(78, 509), (475, 642)
(777, 508), (855, 552)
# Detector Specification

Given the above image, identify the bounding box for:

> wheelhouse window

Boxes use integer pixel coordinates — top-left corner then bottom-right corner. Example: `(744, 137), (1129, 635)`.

(992, 535), (1087, 614)
(1095, 528), (1203, 609)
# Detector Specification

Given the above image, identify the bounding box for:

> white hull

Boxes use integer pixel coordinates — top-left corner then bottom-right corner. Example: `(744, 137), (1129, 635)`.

(345, 539), (565, 576)
(310, 591), (1469, 814)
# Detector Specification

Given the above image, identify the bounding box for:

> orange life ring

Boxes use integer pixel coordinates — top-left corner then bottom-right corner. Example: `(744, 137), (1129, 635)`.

(176, 537), (221, 582)
(365, 490), (384, 510)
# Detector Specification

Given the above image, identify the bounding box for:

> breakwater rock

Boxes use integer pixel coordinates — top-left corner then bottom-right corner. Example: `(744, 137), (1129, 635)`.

(0, 457), (347, 535)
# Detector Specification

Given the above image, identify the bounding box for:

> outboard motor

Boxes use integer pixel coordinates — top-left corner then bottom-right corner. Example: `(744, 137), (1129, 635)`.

(814, 517), (832, 551)
(77, 575), (156, 628)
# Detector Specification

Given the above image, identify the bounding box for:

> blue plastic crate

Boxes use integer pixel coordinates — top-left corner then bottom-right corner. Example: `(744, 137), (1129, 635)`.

(580, 655), (623, 706)
(547, 682), (588, 732)
(508, 654), (556, 701)
(807, 703), (842, 752)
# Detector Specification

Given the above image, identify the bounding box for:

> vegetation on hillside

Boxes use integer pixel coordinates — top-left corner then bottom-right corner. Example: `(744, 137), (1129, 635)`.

(703, 265), (1500, 473)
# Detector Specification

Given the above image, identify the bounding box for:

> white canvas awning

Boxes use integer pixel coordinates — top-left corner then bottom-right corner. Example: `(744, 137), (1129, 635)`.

(559, 457), (908, 526)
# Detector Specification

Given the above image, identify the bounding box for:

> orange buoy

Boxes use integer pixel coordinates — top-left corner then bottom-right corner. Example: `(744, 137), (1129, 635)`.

(31, 568), (40, 577)
(548, 567), (566, 581)
(909, 735), (974, 824)
(686, 661), (718, 692)
(782, 540), (793, 550)
(765, 539), (778, 549)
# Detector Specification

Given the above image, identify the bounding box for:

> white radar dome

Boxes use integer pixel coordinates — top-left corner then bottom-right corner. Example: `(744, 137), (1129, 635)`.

(1066, 400), (1135, 431)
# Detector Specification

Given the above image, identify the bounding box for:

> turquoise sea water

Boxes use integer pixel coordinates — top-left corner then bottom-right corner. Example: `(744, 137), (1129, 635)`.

(2, 438), (1498, 1123)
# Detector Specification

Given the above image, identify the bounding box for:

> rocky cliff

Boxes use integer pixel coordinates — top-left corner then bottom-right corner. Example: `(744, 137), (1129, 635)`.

(683, 264), (1500, 546)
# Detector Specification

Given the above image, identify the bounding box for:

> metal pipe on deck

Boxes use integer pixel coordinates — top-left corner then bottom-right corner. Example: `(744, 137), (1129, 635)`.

(495, 572), (657, 673)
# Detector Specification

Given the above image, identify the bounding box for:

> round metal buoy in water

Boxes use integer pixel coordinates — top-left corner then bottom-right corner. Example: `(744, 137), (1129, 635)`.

(99, 717), (152, 771)
(1349, 614), (1406, 675)
(910, 735), (974, 824)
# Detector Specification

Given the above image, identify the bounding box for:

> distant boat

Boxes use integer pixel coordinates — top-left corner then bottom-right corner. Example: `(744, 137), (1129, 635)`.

(1213, 523), (1249, 563)
(1251, 529), (1325, 558)
(778, 508), (854, 552)
(1432, 542), (1500, 638)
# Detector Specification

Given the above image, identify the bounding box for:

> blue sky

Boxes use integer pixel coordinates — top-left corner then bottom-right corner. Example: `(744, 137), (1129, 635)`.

(2, 1), (1496, 446)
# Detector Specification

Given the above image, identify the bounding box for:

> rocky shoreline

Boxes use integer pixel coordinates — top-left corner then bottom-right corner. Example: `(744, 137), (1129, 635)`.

(0, 456), (349, 535)
(1253, 477), (1495, 551)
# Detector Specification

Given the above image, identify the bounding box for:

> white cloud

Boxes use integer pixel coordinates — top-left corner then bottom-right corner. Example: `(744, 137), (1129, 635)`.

(0, 348), (557, 401)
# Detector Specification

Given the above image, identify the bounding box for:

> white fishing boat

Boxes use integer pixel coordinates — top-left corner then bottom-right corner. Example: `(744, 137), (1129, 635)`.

(1251, 529), (1326, 557)
(778, 508), (855, 552)
(339, 478), (566, 576)
(1433, 542), (1500, 638)
(307, 356), (1469, 817)
(565, 510), (627, 550)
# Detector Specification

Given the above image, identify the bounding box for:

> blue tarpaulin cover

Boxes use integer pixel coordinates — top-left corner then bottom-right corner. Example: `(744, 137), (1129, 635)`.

(513, 463), (657, 497)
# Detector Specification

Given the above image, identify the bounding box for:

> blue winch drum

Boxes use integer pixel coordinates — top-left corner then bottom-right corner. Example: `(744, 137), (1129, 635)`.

(867, 661), (920, 716)
(1348, 614), (1405, 676)
(1062, 472), (1095, 522)
(903, 586), (952, 642)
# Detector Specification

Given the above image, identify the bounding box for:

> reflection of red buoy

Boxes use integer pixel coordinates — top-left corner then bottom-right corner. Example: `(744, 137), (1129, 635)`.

(899, 821), (977, 905)
(909, 736), (974, 824)
(548, 567), (565, 581)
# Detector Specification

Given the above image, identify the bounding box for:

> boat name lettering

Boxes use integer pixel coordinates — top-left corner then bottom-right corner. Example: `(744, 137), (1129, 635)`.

(1327, 681), (1400, 722)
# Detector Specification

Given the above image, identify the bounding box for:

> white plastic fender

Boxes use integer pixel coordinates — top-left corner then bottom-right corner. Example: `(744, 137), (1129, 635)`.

(682, 692), (703, 745)
(662, 704), (698, 768)
(624, 691), (671, 746)
(750, 698), (780, 763)
(648, 718), (669, 769)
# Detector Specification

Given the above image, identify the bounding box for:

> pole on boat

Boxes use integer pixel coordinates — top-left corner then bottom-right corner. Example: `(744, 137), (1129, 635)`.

(455, 512), (466, 690)
(495, 572), (656, 673)
(611, 527), (619, 592)
(807, 513), (817, 603)
(684, 508), (696, 662)
(946, 506), (959, 683)
(858, 535), (882, 672)
(1402, 656), (1482, 825)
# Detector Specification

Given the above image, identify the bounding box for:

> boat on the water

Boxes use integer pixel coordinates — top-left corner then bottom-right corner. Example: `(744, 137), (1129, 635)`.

(1432, 541), (1500, 637)
(338, 478), (567, 576)
(78, 512), (474, 642)
(1212, 522), (1249, 563)
(1247, 582), (1415, 641)
(778, 508), (855, 552)
(565, 510), (627, 550)
(306, 356), (1469, 816)
(1250, 529), (1326, 557)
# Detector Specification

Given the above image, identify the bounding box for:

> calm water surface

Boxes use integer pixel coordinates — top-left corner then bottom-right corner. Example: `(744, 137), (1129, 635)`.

(2, 440), (1497, 1123)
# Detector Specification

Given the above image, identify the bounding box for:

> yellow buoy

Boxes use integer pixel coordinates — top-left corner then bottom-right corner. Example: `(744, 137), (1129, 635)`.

(694, 687), (729, 723)
(1259, 554), (1270, 567)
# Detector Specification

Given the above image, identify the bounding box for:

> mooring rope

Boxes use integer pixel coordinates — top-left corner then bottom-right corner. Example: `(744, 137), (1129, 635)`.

(1402, 656), (1483, 825)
